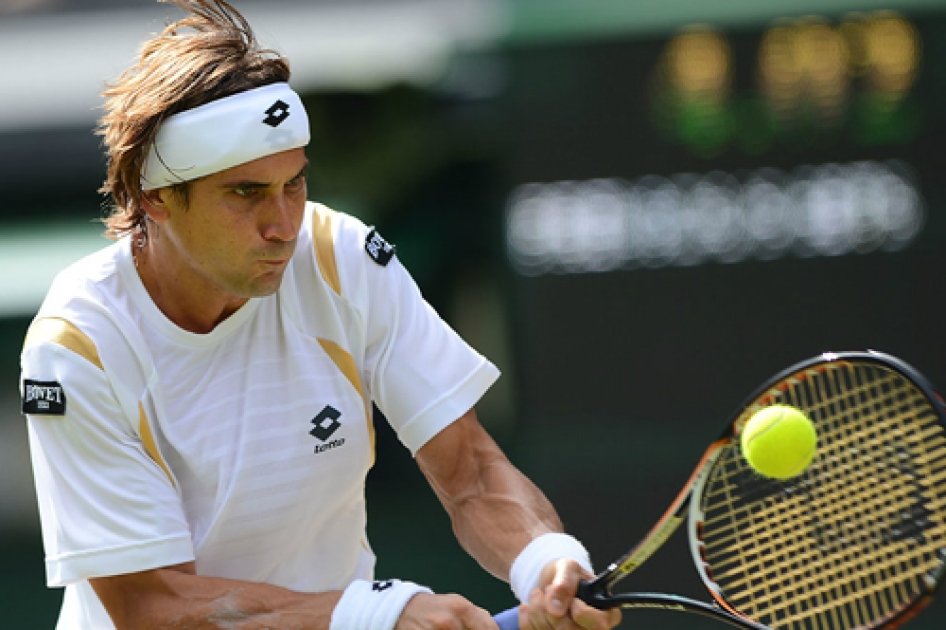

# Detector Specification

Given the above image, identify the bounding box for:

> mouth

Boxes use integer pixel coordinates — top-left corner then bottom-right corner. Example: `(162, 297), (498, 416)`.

(259, 242), (296, 267)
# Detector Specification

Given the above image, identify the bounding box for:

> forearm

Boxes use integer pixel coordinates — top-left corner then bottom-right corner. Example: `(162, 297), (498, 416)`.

(417, 411), (564, 581)
(451, 456), (564, 580)
(90, 562), (341, 630)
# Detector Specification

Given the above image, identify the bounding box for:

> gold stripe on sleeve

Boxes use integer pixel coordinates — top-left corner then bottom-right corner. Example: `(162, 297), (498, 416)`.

(317, 338), (375, 464)
(138, 402), (176, 487)
(24, 317), (103, 371)
(312, 205), (341, 296)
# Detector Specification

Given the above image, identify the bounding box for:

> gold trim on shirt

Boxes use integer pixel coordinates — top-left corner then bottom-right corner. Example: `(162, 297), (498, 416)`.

(312, 206), (341, 296)
(139, 402), (176, 487)
(24, 317), (103, 371)
(317, 337), (375, 464)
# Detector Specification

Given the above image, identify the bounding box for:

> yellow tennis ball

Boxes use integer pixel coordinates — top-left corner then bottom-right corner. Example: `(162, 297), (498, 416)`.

(740, 405), (818, 479)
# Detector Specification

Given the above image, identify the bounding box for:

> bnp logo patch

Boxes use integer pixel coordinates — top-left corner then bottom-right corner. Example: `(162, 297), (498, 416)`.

(365, 228), (395, 267)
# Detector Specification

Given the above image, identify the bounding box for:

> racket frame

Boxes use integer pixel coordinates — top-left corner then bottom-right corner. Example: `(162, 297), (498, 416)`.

(578, 350), (946, 630)
(688, 351), (946, 629)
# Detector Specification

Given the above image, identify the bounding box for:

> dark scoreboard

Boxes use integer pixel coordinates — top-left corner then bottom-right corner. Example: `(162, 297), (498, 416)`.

(500, 9), (946, 627)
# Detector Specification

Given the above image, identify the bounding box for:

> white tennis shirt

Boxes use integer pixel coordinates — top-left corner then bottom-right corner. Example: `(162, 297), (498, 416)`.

(21, 202), (500, 629)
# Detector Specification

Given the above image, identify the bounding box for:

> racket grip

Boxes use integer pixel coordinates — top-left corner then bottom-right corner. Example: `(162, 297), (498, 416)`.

(493, 607), (519, 630)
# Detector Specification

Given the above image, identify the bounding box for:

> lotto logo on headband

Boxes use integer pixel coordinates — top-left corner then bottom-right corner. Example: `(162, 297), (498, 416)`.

(141, 83), (310, 190)
(262, 99), (290, 127)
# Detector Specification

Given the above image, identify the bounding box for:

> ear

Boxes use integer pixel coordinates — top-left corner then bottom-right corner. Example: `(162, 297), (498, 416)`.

(141, 188), (171, 223)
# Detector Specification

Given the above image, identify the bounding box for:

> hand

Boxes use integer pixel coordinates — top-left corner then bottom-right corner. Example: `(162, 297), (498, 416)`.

(397, 592), (497, 630)
(517, 559), (621, 630)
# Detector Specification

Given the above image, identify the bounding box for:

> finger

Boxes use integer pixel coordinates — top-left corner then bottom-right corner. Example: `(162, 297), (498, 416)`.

(522, 589), (557, 630)
(463, 602), (500, 630)
(541, 560), (583, 618)
(569, 598), (622, 630)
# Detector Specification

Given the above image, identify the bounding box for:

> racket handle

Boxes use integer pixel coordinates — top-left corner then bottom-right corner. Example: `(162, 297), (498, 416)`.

(493, 607), (519, 630)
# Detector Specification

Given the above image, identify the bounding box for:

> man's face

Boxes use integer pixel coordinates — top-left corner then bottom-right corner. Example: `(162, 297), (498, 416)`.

(150, 147), (309, 300)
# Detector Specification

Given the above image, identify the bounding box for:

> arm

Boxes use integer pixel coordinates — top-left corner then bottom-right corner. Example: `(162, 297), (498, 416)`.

(91, 562), (500, 630)
(415, 409), (620, 630)
(90, 562), (340, 630)
(415, 409), (561, 581)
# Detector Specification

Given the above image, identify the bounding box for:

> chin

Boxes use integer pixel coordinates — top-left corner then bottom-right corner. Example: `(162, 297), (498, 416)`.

(249, 273), (286, 297)
(245, 282), (282, 298)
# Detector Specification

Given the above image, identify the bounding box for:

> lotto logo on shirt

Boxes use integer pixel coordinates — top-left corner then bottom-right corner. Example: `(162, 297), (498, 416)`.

(310, 405), (346, 454)
(22, 379), (67, 415)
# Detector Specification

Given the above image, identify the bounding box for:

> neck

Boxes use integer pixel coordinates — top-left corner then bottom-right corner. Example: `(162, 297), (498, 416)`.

(133, 237), (248, 334)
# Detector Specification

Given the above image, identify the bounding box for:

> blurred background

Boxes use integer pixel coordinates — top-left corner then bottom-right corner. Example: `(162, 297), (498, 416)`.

(2, 0), (946, 627)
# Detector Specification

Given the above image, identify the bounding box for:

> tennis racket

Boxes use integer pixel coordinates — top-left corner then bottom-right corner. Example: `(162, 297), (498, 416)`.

(493, 350), (946, 630)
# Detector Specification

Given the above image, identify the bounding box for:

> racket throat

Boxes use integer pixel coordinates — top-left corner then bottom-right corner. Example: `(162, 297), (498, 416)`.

(576, 578), (613, 610)
(579, 579), (768, 630)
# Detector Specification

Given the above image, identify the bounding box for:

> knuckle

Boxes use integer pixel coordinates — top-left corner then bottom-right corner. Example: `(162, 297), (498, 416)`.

(429, 611), (458, 630)
(436, 594), (476, 629)
(445, 593), (471, 611)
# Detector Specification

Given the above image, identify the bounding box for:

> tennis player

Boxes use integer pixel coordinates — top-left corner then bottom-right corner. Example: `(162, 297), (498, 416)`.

(19, 2), (622, 630)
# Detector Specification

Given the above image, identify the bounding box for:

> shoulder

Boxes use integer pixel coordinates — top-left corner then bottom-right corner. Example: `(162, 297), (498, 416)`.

(39, 241), (122, 313)
(23, 240), (147, 393)
(27, 242), (123, 358)
(294, 202), (399, 302)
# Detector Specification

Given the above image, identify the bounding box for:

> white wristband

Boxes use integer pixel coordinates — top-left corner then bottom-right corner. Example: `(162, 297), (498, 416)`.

(509, 533), (593, 603)
(330, 579), (432, 630)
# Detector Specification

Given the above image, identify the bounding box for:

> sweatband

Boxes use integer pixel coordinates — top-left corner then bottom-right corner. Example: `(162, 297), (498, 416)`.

(141, 82), (310, 190)
(329, 579), (432, 630)
(509, 533), (594, 603)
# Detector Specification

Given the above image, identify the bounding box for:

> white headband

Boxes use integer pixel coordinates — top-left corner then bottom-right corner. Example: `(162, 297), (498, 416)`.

(141, 82), (310, 190)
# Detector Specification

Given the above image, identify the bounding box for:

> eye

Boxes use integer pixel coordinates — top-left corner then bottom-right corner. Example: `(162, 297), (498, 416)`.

(287, 174), (307, 191)
(233, 186), (258, 198)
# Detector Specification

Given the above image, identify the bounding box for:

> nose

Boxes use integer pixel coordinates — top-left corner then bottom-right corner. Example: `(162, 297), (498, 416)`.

(261, 193), (299, 243)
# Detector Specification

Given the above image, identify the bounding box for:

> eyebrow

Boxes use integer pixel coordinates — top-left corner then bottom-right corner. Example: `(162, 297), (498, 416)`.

(222, 161), (310, 190)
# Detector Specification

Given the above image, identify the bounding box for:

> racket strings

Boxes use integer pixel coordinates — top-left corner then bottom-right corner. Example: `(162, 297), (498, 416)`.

(697, 362), (946, 630)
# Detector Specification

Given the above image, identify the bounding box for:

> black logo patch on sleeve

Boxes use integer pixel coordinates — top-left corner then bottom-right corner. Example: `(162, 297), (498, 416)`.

(365, 228), (396, 267)
(22, 379), (66, 416)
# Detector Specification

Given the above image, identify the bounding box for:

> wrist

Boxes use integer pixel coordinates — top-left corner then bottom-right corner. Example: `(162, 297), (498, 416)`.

(509, 533), (593, 603)
(330, 579), (432, 630)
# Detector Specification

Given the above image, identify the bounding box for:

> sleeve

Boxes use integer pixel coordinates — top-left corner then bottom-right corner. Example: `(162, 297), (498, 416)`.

(22, 332), (194, 587)
(357, 232), (501, 455)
